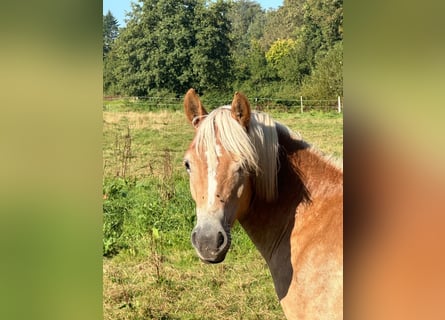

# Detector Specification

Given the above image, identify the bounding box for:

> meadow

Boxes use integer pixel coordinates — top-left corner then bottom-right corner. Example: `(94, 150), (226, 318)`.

(103, 99), (343, 319)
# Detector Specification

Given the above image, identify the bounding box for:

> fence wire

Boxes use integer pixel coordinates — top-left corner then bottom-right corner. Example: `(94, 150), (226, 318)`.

(103, 96), (343, 113)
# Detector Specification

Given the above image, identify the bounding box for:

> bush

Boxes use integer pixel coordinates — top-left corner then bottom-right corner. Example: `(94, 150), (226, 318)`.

(299, 42), (343, 100)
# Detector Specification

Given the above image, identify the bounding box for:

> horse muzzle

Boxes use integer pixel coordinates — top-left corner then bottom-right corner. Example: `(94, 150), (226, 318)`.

(191, 220), (231, 264)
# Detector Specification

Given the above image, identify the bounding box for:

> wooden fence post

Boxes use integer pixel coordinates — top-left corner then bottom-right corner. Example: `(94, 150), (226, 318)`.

(300, 96), (303, 113)
(337, 96), (342, 113)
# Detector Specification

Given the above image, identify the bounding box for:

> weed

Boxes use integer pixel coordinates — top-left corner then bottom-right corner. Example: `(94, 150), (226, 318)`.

(149, 227), (164, 281)
(113, 126), (133, 178)
(159, 149), (175, 201)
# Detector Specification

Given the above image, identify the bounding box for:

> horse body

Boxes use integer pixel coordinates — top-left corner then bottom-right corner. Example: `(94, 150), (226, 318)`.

(183, 89), (343, 319)
(240, 128), (343, 319)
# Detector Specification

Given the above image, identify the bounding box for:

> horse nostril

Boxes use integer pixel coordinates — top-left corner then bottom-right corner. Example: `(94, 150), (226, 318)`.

(217, 231), (225, 249)
(191, 231), (198, 247)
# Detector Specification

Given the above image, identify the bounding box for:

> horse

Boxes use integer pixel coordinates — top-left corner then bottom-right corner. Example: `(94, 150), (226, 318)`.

(182, 88), (343, 320)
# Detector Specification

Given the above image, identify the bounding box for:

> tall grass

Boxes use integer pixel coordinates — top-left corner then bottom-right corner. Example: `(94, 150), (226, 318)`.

(103, 104), (343, 319)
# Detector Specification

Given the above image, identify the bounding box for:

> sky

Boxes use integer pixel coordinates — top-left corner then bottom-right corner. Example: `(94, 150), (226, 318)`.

(103, 0), (283, 27)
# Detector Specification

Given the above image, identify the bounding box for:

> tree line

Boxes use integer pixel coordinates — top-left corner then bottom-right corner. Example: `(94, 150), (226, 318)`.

(103, 0), (342, 101)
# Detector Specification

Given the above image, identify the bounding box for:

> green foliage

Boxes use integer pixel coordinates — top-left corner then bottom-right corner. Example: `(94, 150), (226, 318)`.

(104, 0), (233, 96)
(292, 0), (343, 70)
(233, 40), (278, 96)
(300, 41), (343, 99)
(191, 0), (233, 92)
(301, 0), (343, 51)
(103, 11), (121, 94)
(265, 39), (296, 66)
(198, 89), (233, 109)
(229, 0), (265, 58)
(103, 0), (343, 100)
(102, 178), (132, 256)
(265, 38), (309, 84)
(103, 48), (121, 95)
(103, 10), (119, 59)
(261, 0), (304, 50)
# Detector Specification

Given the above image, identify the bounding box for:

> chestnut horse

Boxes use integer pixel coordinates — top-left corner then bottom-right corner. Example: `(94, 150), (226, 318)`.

(183, 89), (343, 319)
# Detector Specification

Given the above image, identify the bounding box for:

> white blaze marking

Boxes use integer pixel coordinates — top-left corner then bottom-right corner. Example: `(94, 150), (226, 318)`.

(205, 146), (219, 207)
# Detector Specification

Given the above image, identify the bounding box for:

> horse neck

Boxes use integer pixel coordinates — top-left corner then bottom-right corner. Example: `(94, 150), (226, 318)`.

(238, 129), (342, 298)
(238, 138), (310, 261)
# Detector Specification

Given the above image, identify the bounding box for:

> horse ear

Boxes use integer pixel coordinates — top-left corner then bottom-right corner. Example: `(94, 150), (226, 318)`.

(231, 92), (251, 130)
(184, 88), (208, 128)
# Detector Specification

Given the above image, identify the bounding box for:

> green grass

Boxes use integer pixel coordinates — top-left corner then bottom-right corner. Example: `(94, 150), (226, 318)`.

(103, 104), (343, 319)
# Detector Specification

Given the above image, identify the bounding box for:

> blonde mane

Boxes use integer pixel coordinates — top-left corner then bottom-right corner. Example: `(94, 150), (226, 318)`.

(194, 107), (279, 202)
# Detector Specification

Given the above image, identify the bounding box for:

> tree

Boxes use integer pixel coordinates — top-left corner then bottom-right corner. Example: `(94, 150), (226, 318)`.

(107, 6), (149, 96)
(104, 0), (233, 96)
(229, 0), (265, 54)
(236, 40), (277, 96)
(265, 39), (296, 68)
(261, 0), (305, 50)
(148, 0), (198, 93)
(294, 0), (343, 68)
(103, 10), (119, 59)
(103, 46), (120, 95)
(261, 0), (343, 98)
(103, 11), (121, 94)
(108, 0), (200, 96)
(191, 0), (233, 92)
(229, 0), (266, 89)
(265, 38), (310, 86)
(299, 41), (343, 99)
(103, 0), (343, 99)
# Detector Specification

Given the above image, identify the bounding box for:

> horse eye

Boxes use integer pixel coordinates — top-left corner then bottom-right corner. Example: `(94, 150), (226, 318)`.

(184, 160), (191, 173)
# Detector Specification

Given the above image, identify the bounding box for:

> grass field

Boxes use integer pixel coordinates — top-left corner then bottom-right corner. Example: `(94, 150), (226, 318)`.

(103, 101), (343, 319)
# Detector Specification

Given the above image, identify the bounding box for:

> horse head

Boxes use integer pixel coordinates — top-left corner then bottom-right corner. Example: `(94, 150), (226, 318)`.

(183, 88), (255, 263)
